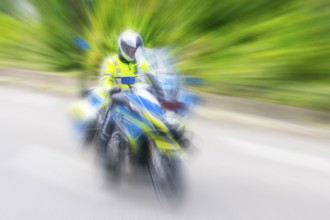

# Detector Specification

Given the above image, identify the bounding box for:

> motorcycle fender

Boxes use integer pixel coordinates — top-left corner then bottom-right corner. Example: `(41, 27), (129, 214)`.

(153, 137), (182, 155)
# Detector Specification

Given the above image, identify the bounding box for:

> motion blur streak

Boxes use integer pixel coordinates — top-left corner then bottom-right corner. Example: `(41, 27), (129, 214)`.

(1, 0), (330, 109)
(1, 0), (330, 219)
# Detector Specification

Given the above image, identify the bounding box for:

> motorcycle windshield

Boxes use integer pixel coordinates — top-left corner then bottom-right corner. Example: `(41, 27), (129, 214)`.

(136, 47), (180, 101)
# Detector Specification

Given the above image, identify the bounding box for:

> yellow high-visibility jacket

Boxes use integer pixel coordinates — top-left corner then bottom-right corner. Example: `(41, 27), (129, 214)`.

(96, 54), (151, 107)
(100, 54), (138, 91)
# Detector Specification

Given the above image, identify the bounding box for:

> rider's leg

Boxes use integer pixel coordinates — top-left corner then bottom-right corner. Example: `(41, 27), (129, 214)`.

(97, 108), (115, 160)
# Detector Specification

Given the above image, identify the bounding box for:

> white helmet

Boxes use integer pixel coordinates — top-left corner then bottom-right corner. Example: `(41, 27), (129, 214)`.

(118, 30), (143, 62)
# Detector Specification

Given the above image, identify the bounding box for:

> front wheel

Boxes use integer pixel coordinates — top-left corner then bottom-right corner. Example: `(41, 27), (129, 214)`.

(148, 142), (184, 206)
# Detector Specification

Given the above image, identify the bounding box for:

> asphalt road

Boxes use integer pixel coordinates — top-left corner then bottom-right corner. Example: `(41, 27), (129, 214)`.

(1, 85), (330, 220)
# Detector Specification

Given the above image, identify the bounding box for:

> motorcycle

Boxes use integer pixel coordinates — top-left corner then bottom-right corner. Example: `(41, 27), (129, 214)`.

(101, 47), (199, 203)
(102, 75), (185, 202)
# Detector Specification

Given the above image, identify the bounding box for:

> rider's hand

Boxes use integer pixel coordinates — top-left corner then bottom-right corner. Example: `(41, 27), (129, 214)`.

(109, 86), (122, 96)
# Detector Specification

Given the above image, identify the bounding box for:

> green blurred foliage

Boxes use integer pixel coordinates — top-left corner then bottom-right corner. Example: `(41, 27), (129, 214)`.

(0, 0), (329, 109)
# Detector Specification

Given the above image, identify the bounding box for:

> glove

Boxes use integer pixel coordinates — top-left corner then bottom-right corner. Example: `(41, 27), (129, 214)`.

(109, 86), (122, 97)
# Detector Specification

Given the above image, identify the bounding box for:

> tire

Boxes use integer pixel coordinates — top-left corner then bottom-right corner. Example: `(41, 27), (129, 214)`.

(148, 142), (183, 206)
(104, 130), (126, 182)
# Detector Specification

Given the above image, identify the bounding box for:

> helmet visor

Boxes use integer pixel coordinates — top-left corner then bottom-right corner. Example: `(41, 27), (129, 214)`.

(127, 47), (137, 59)
(121, 40), (138, 59)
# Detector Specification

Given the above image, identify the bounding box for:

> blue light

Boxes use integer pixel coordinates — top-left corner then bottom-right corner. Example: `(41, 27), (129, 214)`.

(74, 38), (90, 51)
(182, 77), (204, 85)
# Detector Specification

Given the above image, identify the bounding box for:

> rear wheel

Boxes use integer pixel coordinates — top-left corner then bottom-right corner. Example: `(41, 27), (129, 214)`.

(105, 131), (126, 182)
(82, 120), (98, 145)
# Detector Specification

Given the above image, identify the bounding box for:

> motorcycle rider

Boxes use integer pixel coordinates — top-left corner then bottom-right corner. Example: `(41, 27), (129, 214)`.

(97, 30), (144, 163)
(99, 30), (144, 93)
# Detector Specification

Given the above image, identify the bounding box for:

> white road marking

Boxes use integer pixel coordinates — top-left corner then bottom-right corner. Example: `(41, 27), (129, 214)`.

(218, 136), (330, 174)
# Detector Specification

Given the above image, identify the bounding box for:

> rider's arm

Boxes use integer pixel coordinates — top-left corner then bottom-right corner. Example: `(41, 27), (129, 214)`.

(100, 57), (116, 91)
(138, 56), (152, 74)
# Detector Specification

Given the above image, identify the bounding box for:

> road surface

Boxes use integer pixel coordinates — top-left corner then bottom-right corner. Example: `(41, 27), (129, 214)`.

(1, 86), (330, 220)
